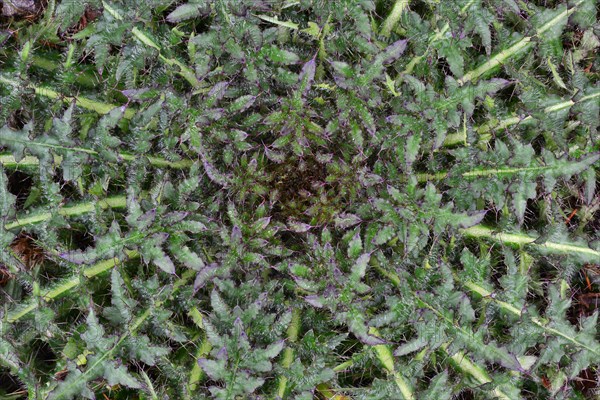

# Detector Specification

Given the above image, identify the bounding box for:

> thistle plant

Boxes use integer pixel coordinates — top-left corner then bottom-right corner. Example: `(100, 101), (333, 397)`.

(1, 0), (599, 399)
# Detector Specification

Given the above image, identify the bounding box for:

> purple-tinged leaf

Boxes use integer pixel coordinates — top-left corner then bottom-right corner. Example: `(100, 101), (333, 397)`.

(151, 232), (169, 244)
(334, 213), (361, 229)
(202, 159), (231, 187)
(358, 169), (384, 187)
(163, 211), (189, 224)
(194, 263), (220, 291)
(231, 225), (242, 242)
(386, 115), (403, 124)
(287, 221), (312, 233)
(253, 216), (271, 231)
(216, 346), (228, 361)
(305, 295), (324, 308)
(154, 253), (175, 275)
(298, 57), (316, 94)
(359, 333), (388, 346)
(135, 209), (156, 230)
(382, 40), (408, 64)
(205, 108), (224, 121)
(207, 81), (229, 100)
(233, 317), (250, 344)
(59, 249), (89, 265)
(315, 152), (333, 163)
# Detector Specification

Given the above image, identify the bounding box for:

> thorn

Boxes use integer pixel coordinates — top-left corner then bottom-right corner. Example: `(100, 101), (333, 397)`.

(565, 208), (578, 225)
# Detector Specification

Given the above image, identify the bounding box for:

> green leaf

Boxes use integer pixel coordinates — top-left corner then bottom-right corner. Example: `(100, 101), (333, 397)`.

(197, 358), (226, 381)
(263, 46), (299, 64)
(375, 225), (395, 245)
(141, 233), (176, 275)
(229, 95), (256, 114)
(104, 269), (137, 325)
(102, 361), (142, 388)
(123, 335), (170, 365)
(152, 252), (176, 275)
(0, 122), (33, 161)
(256, 14), (300, 30)
(47, 365), (95, 400)
(422, 372), (451, 400)
(166, 3), (206, 23)
(82, 309), (114, 352)
(351, 253), (370, 281)
(0, 166), (16, 219)
(347, 233), (363, 259)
